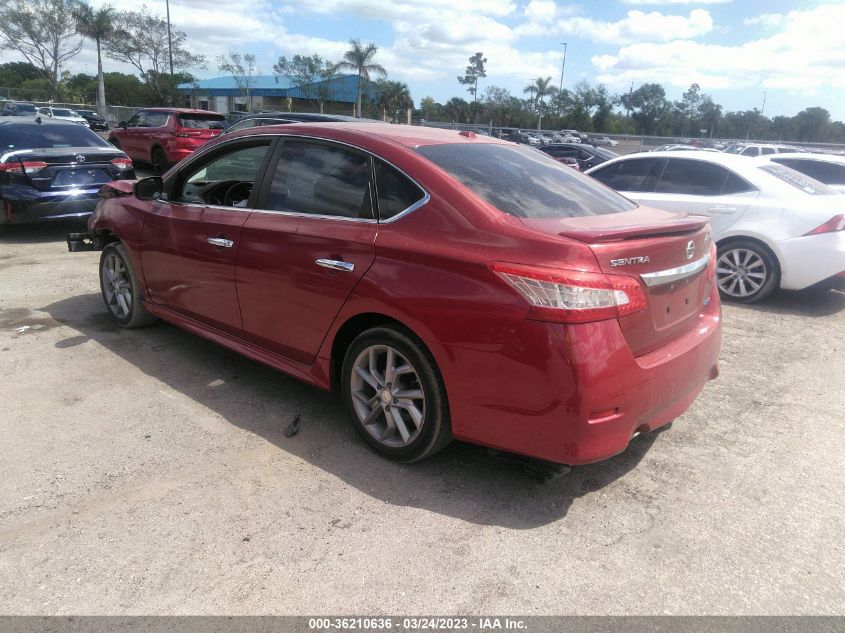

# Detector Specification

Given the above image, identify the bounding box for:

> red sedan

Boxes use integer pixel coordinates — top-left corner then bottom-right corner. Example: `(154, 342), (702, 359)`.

(73, 123), (721, 466)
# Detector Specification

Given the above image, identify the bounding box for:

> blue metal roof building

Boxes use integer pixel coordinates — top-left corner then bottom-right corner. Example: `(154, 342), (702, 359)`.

(177, 74), (376, 115)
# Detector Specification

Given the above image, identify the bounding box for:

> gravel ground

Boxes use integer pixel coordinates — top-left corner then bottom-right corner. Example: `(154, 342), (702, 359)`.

(0, 221), (843, 615)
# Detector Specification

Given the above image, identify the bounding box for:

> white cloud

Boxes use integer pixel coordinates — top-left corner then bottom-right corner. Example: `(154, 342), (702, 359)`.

(518, 8), (713, 44)
(592, 4), (845, 93)
(622, 0), (730, 4)
(743, 13), (784, 28)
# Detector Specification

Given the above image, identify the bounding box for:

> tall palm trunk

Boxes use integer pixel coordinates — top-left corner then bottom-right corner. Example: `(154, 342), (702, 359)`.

(96, 36), (106, 117)
(356, 74), (363, 118)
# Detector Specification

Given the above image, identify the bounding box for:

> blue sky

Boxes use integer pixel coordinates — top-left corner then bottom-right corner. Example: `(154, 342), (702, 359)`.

(58, 0), (845, 120)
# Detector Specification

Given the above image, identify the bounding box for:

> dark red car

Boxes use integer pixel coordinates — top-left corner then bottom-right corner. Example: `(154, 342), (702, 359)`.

(108, 108), (226, 174)
(72, 123), (721, 466)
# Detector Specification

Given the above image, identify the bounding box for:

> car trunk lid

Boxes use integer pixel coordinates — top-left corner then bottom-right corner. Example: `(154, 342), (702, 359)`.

(11, 147), (130, 191)
(520, 207), (714, 356)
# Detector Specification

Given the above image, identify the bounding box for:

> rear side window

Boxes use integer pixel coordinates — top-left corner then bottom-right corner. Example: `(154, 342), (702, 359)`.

(760, 147), (776, 155)
(375, 160), (425, 220)
(416, 144), (635, 219)
(266, 140), (374, 219)
(177, 114), (226, 129)
(0, 123), (112, 150)
(772, 158), (845, 186)
(590, 158), (660, 192)
(655, 159), (755, 196)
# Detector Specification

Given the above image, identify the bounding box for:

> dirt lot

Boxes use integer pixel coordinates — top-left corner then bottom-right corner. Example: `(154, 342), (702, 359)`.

(0, 221), (843, 615)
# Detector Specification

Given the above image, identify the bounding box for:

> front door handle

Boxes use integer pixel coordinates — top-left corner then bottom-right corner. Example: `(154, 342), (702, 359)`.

(207, 237), (234, 248)
(315, 258), (354, 272)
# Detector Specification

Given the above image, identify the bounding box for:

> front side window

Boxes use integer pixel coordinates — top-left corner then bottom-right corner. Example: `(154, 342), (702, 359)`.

(265, 141), (374, 219)
(655, 159), (755, 196)
(589, 158), (661, 193)
(740, 147), (758, 156)
(145, 112), (169, 127)
(375, 160), (425, 220)
(127, 112), (146, 127)
(178, 142), (271, 206)
(417, 143), (636, 218)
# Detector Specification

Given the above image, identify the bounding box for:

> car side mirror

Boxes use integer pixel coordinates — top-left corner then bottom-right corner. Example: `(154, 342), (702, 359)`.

(118, 121), (127, 129)
(134, 176), (163, 200)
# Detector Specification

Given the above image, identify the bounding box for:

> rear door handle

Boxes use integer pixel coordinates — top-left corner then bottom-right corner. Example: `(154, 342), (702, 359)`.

(315, 258), (354, 272)
(207, 237), (234, 248)
(708, 206), (736, 213)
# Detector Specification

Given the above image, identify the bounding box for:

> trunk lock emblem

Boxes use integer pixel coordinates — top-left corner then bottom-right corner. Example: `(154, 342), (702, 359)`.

(74, 154), (86, 163)
(685, 240), (695, 260)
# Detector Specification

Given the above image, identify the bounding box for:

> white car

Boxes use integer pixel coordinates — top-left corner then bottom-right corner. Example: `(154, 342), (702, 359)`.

(766, 152), (845, 193)
(585, 151), (845, 302)
(36, 107), (89, 127)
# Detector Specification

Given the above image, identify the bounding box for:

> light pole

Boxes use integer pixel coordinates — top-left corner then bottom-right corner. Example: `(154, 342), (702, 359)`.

(761, 90), (767, 117)
(558, 42), (568, 93)
(165, 0), (174, 77)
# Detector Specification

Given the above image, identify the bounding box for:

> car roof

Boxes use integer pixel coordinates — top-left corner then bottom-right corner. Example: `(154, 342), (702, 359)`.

(244, 112), (374, 123)
(0, 116), (86, 127)
(141, 107), (223, 116)
(226, 122), (511, 148)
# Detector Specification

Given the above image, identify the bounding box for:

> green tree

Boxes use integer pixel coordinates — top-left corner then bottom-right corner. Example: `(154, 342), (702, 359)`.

(274, 54), (338, 113)
(217, 51), (258, 110)
(419, 96), (438, 121)
(620, 83), (670, 135)
(0, 0), (84, 100)
(334, 39), (386, 117)
(74, 2), (115, 116)
(457, 52), (487, 103)
(105, 6), (205, 104)
(374, 79), (413, 123)
(523, 76), (557, 128)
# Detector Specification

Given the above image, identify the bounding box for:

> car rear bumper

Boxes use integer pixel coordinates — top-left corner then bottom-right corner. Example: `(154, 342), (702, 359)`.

(1, 187), (101, 224)
(777, 231), (845, 290)
(448, 285), (722, 466)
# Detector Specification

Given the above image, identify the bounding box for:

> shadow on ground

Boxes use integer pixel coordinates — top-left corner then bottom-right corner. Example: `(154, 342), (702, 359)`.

(0, 221), (88, 246)
(729, 287), (845, 318)
(34, 292), (668, 529)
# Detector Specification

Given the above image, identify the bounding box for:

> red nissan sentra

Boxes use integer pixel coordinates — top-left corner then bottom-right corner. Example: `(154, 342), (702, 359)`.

(70, 123), (721, 466)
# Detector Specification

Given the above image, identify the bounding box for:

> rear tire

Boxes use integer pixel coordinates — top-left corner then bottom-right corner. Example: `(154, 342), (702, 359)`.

(99, 243), (157, 328)
(715, 240), (779, 303)
(341, 325), (451, 462)
(151, 146), (169, 175)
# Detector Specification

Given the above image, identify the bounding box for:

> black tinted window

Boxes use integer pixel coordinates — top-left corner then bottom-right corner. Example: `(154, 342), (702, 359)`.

(0, 123), (112, 151)
(590, 158), (660, 192)
(416, 144), (635, 218)
(655, 159), (753, 196)
(127, 112), (145, 127)
(266, 141), (373, 219)
(773, 159), (845, 185)
(375, 160), (425, 219)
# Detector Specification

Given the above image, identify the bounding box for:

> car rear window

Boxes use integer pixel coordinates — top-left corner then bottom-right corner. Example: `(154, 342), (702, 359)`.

(178, 114), (226, 129)
(758, 164), (836, 195)
(772, 158), (845, 186)
(0, 123), (112, 151)
(416, 144), (636, 218)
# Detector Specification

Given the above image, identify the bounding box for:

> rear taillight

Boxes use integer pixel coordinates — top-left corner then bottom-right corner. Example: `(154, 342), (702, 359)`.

(111, 157), (133, 170)
(803, 214), (845, 236)
(491, 262), (647, 324)
(0, 160), (48, 174)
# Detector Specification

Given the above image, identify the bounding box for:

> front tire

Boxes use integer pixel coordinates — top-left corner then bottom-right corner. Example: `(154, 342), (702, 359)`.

(99, 243), (157, 328)
(151, 146), (169, 175)
(341, 326), (451, 462)
(715, 240), (779, 303)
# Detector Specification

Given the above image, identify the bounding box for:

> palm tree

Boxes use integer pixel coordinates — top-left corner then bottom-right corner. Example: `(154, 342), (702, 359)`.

(334, 39), (387, 117)
(75, 3), (116, 118)
(374, 80), (413, 123)
(524, 76), (557, 129)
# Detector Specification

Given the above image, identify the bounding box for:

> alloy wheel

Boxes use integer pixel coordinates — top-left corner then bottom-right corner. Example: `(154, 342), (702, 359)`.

(349, 344), (426, 448)
(102, 252), (133, 319)
(716, 247), (767, 299)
